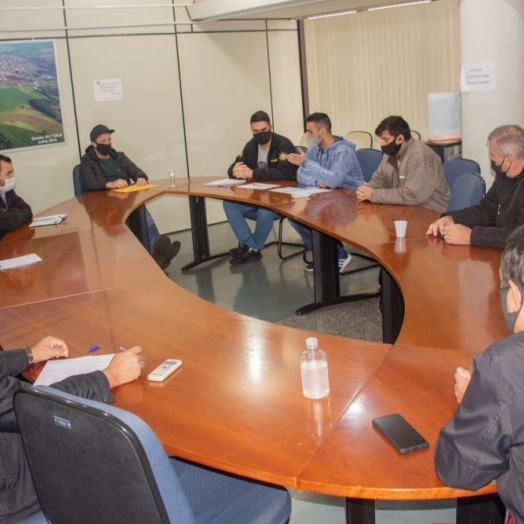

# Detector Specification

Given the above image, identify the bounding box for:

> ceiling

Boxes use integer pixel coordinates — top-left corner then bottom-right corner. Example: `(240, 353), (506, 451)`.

(187, 0), (431, 21)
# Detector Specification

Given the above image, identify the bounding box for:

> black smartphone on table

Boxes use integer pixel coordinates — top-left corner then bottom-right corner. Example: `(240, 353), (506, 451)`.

(372, 414), (429, 454)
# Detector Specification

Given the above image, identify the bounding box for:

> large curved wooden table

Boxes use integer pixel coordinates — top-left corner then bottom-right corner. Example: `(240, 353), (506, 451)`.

(0, 178), (506, 523)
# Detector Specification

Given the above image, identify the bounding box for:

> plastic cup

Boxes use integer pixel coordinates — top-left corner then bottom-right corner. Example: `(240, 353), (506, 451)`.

(394, 220), (407, 238)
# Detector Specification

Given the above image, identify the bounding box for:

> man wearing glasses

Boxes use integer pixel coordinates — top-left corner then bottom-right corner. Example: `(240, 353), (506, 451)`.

(224, 111), (297, 266)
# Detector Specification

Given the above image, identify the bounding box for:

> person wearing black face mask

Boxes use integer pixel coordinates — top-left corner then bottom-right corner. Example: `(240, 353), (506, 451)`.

(435, 225), (524, 524)
(428, 125), (524, 248)
(79, 124), (181, 270)
(356, 115), (449, 212)
(224, 110), (297, 266)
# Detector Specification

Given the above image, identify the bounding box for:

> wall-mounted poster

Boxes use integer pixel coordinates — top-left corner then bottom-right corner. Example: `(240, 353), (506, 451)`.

(0, 40), (64, 152)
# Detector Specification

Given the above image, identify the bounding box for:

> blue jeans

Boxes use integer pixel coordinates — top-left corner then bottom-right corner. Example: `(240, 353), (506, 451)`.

(223, 201), (279, 251)
(145, 207), (160, 253)
(289, 219), (313, 251)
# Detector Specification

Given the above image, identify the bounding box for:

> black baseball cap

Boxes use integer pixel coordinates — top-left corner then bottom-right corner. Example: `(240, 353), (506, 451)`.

(90, 124), (115, 142)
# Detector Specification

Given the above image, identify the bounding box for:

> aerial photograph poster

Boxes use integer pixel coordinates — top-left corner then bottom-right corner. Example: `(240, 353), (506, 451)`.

(0, 40), (64, 152)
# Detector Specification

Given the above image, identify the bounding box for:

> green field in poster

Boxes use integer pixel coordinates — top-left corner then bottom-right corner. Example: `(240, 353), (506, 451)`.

(0, 40), (64, 152)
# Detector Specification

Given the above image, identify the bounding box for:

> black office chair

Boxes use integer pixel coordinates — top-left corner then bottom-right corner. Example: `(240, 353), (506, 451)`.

(14, 386), (292, 524)
(355, 148), (383, 183)
(344, 131), (373, 150)
(72, 164), (83, 196)
(447, 172), (485, 212)
(442, 158), (482, 191)
(411, 130), (422, 140)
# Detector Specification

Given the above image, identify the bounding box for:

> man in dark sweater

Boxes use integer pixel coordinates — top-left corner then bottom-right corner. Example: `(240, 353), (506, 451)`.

(0, 155), (33, 242)
(0, 336), (144, 523)
(80, 125), (180, 269)
(224, 111), (297, 266)
(427, 125), (524, 247)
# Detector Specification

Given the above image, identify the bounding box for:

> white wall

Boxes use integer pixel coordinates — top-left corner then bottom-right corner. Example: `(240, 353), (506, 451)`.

(0, 1), (303, 233)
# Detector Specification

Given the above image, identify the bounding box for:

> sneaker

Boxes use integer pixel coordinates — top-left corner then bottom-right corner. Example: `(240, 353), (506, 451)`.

(338, 247), (352, 274)
(229, 249), (262, 266)
(157, 240), (181, 270)
(305, 263), (314, 272)
(229, 245), (248, 259)
(152, 235), (171, 265)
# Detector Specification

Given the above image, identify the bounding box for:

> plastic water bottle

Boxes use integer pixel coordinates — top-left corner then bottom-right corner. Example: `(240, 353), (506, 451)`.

(169, 171), (176, 187)
(301, 337), (329, 399)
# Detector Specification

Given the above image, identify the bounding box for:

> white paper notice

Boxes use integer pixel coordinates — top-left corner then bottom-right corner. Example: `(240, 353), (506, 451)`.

(461, 63), (496, 92)
(34, 354), (115, 386)
(94, 78), (123, 102)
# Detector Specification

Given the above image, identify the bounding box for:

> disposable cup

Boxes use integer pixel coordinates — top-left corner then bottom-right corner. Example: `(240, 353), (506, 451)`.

(394, 220), (407, 238)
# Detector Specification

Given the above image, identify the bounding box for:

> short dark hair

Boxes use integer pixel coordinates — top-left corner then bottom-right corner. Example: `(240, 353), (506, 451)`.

(250, 111), (271, 125)
(0, 154), (12, 164)
(305, 112), (332, 133)
(501, 225), (524, 288)
(375, 116), (412, 140)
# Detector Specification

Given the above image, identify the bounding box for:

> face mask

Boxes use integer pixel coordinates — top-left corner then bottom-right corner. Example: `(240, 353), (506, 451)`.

(0, 177), (16, 194)
(381, 137), (402, 156)
(253, 131), (272, 145)
(306, 134), (322, 148)
(490, 157), (509, 177)
(500, 285), (523, 333)
(95, 142), (112, 156)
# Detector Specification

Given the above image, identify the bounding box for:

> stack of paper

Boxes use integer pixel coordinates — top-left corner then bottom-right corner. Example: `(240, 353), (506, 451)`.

(30, 214), (67, 227)
(0, 254), (42, 271)
(204, 179), (246, 187)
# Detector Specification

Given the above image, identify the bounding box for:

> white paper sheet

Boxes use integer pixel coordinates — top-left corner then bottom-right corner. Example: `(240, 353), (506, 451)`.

(204, 179), (246, 187)
(0, 253), (42, 271)
(239, 183), (281, 190)
(34, 354), (115, 386)
(30, 214), (67, 227)
(269, 187), (332, 199)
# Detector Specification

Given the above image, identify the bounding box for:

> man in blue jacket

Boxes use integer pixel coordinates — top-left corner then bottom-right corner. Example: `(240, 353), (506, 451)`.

(286, 112), (364, 272)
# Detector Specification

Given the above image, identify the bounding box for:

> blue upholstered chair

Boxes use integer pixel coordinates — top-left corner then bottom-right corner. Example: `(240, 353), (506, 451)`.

(72, 164), (83, 196)
(14, 386), (291, 524)
(447, 172), (485, 212)
(355, 148), (383, 183)
(442, 158), (482, 191)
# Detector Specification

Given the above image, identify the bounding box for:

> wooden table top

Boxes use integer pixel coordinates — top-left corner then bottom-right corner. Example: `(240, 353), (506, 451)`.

(0, 177), (504, 500)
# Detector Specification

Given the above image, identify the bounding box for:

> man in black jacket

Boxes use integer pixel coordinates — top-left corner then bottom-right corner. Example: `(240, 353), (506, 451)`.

(0, 335), (144, 524)
(80, 125), (180, 269)
(224, 111), (297, 266)
(0, 155), (33, 242)
(427, 125), (524, 247)
(435, 226), (524, 523)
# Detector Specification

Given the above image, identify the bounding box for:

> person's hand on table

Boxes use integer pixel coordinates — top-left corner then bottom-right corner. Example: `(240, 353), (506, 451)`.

(356, 184), (374, 202)
(454, 366), (472, 404)
(105, 179), (128, 190)
(232, 162), (253, 180)
(135, 177), (148, 187)
(286, 150), (306, 166)
(426, 216), (454, 237)
(31, 336), (69, 364)
(440, 224), (472, 245)
(103, 346), (144, 388)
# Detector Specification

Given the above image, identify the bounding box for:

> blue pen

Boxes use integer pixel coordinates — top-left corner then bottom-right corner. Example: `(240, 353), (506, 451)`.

(87, 345), (100, 353)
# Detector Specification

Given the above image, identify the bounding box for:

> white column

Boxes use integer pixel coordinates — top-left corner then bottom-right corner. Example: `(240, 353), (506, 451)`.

(459, 0), (524, 184)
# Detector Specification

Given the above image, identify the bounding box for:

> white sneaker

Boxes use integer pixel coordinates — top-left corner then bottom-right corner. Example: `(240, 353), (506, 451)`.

(338, 249), (352, 273)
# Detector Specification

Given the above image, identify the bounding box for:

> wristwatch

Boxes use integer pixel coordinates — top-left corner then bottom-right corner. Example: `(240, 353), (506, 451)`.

(24, 347), (34, 365)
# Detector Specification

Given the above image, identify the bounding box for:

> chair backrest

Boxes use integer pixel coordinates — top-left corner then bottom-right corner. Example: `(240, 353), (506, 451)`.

(355, 148), (383, 183)
(298, 132), (308, 148)
(442, 158), (482, 190)
(344, 130), (372, 150)
(411, 130), (422, 140)
(72, 164), (84, 196)
(14, 386), (196, 524)
(446, 172), (485, 212)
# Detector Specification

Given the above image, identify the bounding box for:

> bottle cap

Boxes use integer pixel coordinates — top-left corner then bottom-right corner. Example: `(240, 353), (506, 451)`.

(306, 337), (318, 349)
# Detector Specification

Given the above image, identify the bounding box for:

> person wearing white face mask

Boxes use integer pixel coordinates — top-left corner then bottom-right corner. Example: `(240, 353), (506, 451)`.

(286, 112), (364, 273)
(0, 154), (33, 242)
